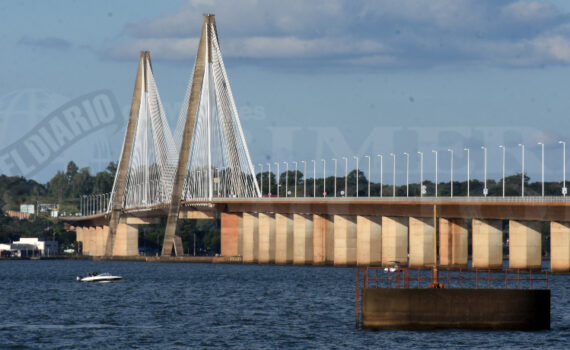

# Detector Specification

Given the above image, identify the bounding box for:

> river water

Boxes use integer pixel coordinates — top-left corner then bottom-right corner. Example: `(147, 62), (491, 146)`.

(0, 260), (568, 349)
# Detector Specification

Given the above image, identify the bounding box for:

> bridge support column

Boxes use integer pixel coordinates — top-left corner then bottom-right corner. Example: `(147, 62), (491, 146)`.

(439, 218), (468, 267)
(95, 226), (109, 256)
(357, 216), (382, 266)
(509, 220), (542, 269)
(114, 223), (138, 256)
(472, 219), (503, 269)
(381, 217), (408, 266)
(258, 213), (275, 264)
(313, 214), (333, 265)
(550, 221), (570, 272)
(242, 213), (259, 263)
(221, 212), (241, 257)
(75, 226), (85, 255)
(333, 215), (357, 266)
(86, 226), (97, 256)
(293, 214), (313, 265)
(408, 217), (434, 268)
(275, 213), (293, 264)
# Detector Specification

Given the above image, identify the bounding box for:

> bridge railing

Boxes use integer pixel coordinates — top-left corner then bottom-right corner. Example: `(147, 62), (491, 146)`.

(217, 195), (570, 203)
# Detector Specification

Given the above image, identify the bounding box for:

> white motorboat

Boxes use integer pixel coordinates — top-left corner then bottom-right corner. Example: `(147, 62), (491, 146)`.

(76, 272), (122, 283)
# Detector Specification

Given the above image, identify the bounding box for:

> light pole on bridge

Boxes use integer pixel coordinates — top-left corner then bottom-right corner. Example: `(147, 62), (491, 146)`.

(258, 164), (263, 196)
(301, 160), (307, 197)
(312, 160), (316, 198)
(342, 157), (348, 197)
(390, 153), (396, 197)
(464, 147), (470, 197)
(418, 152), (423, 197)
(448, 149), (454, 198)
(538, 142), (544, 197)
(354, 156), (359, 198)
(332, 158), (337, 197)
(283, 161), (289, 198)
(267, 163), (271, 197)
(403, 152), (409, 197)
(321, 159), (326, 197)
(364, 155), (371, 197)
(499, 145), (505, 198)
(432, 150), (438, 198)
(560, 141), (567, 196)
(377, 154), (383, 197)
(293, 161), (298, 198)
(518, 143), (525, 198)
(274, 162), (280, 197)
(481, 146), (488, 197)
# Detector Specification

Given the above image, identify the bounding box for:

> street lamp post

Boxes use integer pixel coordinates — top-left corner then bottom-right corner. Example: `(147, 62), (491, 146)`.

(267, 163), (271, 196)
(258, 164), (263, 196)
(302, 160), (307, 197)
(342, 156), (348, 197)
(518, 143), (524, 197)
(448, 149), (454, 198)
(283, 161), (289, 198)
(538, 142), (544, 197)
(322, 159), (326, 197)
(354, 156), (359, 198)
(418, 152), (423, 197)
(481, 146), (487, 196)
(293, 161), (298, 198)
(403, 152), (409, 197)
(558, 141), (568, 197)
(499, 145), (505, 198)
(332, 158), (337, 197)
(377, 154), (383, 197)
(390, 153), (396, 197)
(364, 155), (371, 197)
(432, 150), (438, 197)
(312, 160), (316, 198)
(464, 148), (470, 197)
(274, 162), (280, 197)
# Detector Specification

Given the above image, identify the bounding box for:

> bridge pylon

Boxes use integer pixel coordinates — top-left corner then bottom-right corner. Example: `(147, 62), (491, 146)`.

(162, 14), (260, 256)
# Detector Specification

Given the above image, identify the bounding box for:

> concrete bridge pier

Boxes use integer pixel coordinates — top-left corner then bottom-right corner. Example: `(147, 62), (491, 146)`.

(293, 214), (313, 265)
(356, 216), (382, 266)
(221, 212), (242, 257)
(313, 214), (333, 265)
(258, 213), (276, 264)
(408, 217), (434, 267)
(509, 220), (542, 269)
(275, 213), (294, 264)
(472, 219), (503, 269)
(242, 212), (259, 263)
(333, 215), (357, 266)
(381, 217), (408, 266)
(550, 221), (570, 272)
(75, 220), (139, 256)
(439, 218), (468, 267)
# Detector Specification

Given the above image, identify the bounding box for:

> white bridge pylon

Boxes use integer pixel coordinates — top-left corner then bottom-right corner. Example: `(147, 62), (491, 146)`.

(174, 19), (261, 201)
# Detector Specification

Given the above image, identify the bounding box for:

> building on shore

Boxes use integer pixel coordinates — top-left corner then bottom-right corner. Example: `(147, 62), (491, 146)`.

(0, 238), (58, 257)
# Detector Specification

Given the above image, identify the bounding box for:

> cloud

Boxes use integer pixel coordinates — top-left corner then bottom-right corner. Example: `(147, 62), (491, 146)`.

(18, 36), (73, 50)
(102, 0), (570, 70)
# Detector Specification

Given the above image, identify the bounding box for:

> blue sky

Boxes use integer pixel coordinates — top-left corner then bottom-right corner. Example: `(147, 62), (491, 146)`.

(2, 0), (570, 186)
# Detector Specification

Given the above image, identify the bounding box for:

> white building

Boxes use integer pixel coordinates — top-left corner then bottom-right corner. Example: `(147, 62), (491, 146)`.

(0, 238), (59, 257)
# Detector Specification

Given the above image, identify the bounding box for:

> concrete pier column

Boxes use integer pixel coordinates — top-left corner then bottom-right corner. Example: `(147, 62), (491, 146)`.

(96, 226), (109, 256)
(242, 212), (259, 263)
(86, 226), (97, 256)
(357, 216), (382, 266)
(275, 213), (293, 264)
(472, 219), (503, 269)
(258, 213), (276, 264)
(550, 221), (570, 272)
(114, 224), (138, 256)
(333, 215), (357, 266)
(439, 218), (468, 267)
(509, 220), (542, 269)
(75, 227), (85, 254)
(313, 214), (333, 265)
(408, 217), (434, 268)
(381, 217), (408, 266)
(293, 213), (313, 265)
(221, 212), (241, 257)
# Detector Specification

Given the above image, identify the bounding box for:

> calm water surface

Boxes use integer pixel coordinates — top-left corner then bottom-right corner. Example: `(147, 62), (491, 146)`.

(0, 260), (568, 349)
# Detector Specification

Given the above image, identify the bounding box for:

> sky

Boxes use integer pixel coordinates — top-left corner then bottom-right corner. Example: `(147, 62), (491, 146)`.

(2, 0), (570, 187)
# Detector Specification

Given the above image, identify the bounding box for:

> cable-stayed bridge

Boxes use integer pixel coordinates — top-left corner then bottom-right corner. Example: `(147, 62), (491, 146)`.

(63, 15), (570, 272)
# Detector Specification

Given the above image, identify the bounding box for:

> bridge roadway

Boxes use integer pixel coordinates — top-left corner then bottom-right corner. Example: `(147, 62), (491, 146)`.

(62, 196), (570, 272)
